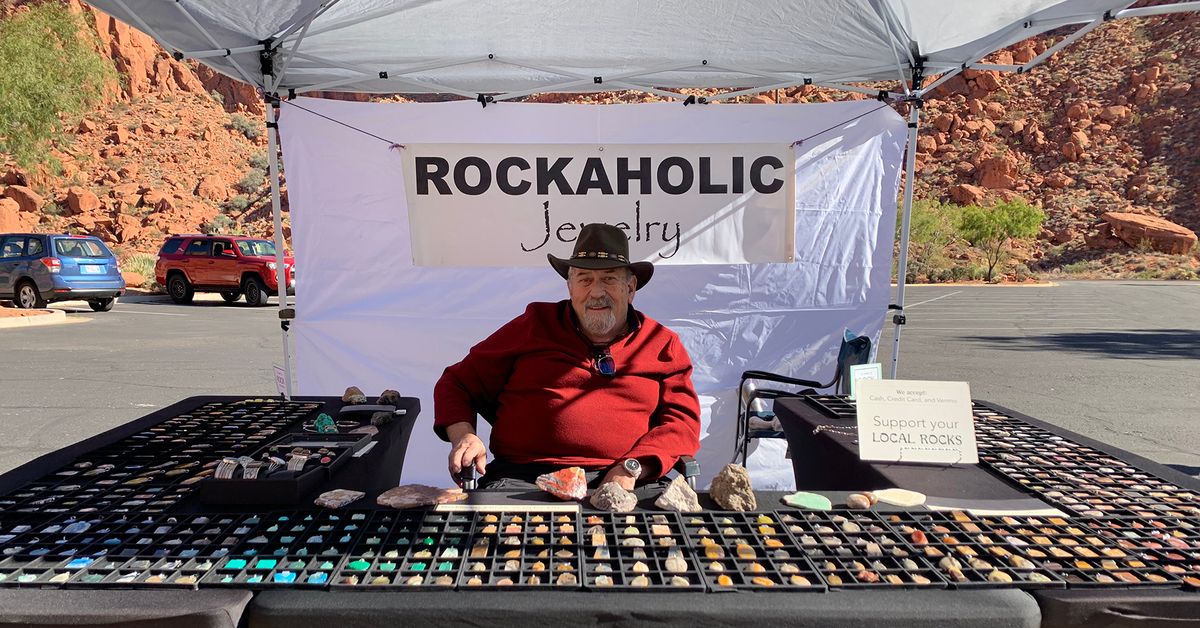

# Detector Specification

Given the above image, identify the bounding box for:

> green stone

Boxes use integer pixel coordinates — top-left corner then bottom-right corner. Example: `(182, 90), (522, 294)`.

(314, 413), (338, 433)
(410, 562), (427, 571)
(780, 491), (833, 510)
(348, 560), (371, 571)
(378, 562), (397, 572)
(254, 559), (278, 570)
(319, 561), (334, 570)
(421, 537), (435, 545)
(436, 561), (453, 571)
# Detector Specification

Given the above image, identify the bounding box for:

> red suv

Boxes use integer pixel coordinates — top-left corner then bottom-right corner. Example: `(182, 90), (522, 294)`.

(155, 235), (294, 306)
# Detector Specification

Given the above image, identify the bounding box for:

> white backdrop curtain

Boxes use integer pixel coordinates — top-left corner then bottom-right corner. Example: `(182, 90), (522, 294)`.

(278, 98), (907, 489)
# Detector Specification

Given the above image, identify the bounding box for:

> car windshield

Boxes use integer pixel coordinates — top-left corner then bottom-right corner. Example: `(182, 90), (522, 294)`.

(54, 238), (108, 258)
(236, 240), (276, 257)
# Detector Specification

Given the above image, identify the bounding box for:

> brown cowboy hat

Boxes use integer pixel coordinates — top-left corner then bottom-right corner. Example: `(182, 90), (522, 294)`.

(547, 223), (654, 288)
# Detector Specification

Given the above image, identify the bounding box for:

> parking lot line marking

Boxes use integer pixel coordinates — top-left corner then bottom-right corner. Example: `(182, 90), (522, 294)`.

(110, 309), (188, 317)
(904, 291), (962, 308)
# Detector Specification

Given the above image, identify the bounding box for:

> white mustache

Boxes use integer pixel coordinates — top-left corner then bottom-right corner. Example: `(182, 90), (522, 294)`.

(585, 297), (614, 309)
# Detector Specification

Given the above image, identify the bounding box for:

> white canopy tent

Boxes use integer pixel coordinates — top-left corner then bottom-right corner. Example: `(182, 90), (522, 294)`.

(89, 0), (1199, 395)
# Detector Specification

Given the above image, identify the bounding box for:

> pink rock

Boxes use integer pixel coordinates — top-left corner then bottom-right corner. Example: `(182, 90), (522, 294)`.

(376, 485), (467, 509)
(536, 467), (588, 500)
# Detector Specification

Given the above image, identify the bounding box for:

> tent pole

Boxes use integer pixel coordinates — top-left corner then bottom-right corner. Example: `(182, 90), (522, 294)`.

(890, 101), (920, 379)
(265, 90), (294, 399)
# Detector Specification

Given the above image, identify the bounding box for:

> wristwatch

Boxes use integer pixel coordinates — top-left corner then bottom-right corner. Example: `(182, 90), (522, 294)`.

(621, 458), (642, 479)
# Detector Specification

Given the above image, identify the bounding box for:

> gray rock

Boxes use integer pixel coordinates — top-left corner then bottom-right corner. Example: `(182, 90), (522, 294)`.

(654, 476), (702, 512)
(377, 389), (402, 406)
(710, 464), (756, 511)
(589, 481), (638, 512)
(370, 411), (394, 426)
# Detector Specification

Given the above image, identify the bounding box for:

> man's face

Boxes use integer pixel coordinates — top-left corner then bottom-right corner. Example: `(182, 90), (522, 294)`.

(568, 267), (636, 340)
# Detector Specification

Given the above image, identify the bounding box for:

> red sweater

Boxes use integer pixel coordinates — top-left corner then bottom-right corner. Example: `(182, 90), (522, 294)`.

(433, 301), (701, 476)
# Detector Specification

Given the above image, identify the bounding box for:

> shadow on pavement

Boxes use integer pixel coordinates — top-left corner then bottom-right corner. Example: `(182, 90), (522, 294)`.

(962, 329), (1200, 360)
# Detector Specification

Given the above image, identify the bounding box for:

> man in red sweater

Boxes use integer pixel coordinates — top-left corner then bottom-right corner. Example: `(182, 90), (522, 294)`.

(434, 223), (701, 495)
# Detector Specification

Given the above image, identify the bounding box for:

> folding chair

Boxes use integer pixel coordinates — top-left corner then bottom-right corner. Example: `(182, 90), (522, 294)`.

(734, 333), (873, 465)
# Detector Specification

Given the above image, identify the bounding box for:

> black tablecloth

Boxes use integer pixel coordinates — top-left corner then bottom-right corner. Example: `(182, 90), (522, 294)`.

(248, 588), (1041, 628)
(0, 589), (252, 628)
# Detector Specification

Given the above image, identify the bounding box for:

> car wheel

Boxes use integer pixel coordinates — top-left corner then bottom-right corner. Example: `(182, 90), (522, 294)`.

(219, 291), (241, 304)
(89, 297), (116, 312)
(14, 280), (46, 309)
(167, 274), (194, 304)
(243, 276), (270, 306)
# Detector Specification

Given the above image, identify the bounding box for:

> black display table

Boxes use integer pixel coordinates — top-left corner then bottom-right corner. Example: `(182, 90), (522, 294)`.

(248, 588), (1040, 628)
(1, 395), (1197, 628)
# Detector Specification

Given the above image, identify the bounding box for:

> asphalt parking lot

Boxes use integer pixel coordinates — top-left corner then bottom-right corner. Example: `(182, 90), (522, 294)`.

(0, 281), (1197, 477)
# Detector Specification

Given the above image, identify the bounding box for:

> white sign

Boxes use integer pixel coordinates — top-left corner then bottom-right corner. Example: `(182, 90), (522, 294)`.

(855, 380), (977, 465)
(847, 362), (882, 400)
(273, 364), (288, 397)
(401, 143), (796, 267)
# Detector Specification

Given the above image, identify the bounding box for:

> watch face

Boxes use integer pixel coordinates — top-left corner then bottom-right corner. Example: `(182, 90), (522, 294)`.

(623, 459), (641, 476)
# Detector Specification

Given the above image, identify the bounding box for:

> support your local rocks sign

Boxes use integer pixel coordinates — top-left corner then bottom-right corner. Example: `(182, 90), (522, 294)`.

(401, 143), (796, 267)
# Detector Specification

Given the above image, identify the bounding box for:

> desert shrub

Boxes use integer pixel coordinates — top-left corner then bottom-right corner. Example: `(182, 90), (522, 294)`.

(898, 199), (963, 283)
(236, 168), (265, 194)
(222, 195), (252, 214)
(209, 89), (224, 105)
(226, 113), (262, 140)
(121, 253), (157, 279)
(249, 150), (272, 171)
(202, 214), (234, 234)
(0, 3), (118, 166)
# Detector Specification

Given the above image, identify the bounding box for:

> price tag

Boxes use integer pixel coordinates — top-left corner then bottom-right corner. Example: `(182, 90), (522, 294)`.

(847, 362), (882, 400)
(855, 380), (977, 465)
(273, 364), (288, 397)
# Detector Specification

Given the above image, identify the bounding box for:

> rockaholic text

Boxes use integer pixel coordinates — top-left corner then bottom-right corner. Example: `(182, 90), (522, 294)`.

(413, 155), (784, 196)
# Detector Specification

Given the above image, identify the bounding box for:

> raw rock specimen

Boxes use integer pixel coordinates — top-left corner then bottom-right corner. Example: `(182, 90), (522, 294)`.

(370, 411), (394, 426)
(342, 386), (368, 404)
(377, 389), (402, 406)
(535, 467), (588, 500)
(655, 476), (702, 512)
(710, 464), (756, 511)
(376, 485), (467, 509)
(314, 489), (365, 509)
(589, 482), (637, 512)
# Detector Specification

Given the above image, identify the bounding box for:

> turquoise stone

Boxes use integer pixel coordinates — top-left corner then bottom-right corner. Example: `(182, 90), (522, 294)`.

(254, 559), (278, 570)
(225, 559), (247, 569)
(347, 559), (371, 571)
(780, 491), (833, 510)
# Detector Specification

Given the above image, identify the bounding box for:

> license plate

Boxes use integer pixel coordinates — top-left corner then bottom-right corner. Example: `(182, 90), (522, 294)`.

(80, 264), (104, 274)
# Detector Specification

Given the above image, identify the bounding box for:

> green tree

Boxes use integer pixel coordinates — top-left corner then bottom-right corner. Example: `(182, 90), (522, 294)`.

(957, 199), (1045, 282)
(0, 3), (117, 167)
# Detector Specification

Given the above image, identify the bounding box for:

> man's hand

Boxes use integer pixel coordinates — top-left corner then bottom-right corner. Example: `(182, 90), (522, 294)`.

(599, 466), (636, 492)
(445, 422), (487, 483)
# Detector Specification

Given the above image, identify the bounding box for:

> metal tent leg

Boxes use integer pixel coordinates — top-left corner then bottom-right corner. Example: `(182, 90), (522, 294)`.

(890, 103), (920, 379)
(265, 93), (294, 399)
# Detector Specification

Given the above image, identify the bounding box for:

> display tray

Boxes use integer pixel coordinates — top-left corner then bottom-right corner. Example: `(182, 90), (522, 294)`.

(201, 554), (342, 589)
(777, 510), (921, 561)
(678, 511), (819, 591)
(581, 512), (704, 591)
(453, 511), (581, 590)
(0, 399), (321, 514)
(196, 433), (370, 506)
(333, 511), (472, 590)
(0, 513), (264, 566)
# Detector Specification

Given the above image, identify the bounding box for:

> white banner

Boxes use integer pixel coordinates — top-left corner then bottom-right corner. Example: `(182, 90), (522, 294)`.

(401, 143), (796, 266)
(278, 98), (907, 490)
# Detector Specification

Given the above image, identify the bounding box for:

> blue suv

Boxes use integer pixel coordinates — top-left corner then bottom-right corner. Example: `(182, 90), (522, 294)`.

(0, 233), (125, 311)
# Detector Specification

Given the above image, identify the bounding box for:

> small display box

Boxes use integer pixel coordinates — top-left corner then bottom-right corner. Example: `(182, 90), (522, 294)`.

(197, 433), (371, 506)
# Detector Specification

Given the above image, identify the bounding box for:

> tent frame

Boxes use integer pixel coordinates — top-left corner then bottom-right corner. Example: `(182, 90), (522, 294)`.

(134, 1), (1199, 395)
